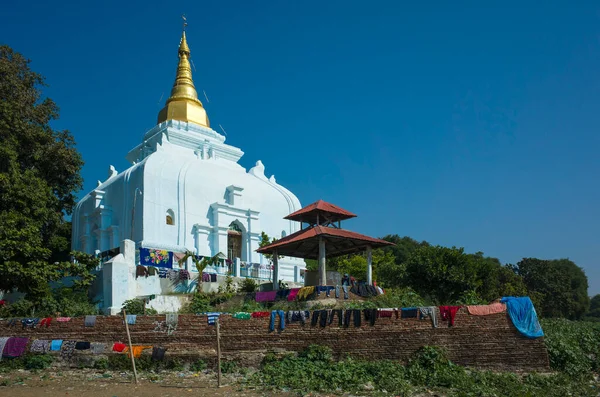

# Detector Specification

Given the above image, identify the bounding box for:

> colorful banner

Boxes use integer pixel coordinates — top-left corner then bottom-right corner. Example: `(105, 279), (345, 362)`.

(140, 248), (173, 269)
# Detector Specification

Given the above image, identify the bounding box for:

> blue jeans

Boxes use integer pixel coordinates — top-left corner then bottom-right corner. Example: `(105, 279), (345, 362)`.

(269, 310), (285, 331)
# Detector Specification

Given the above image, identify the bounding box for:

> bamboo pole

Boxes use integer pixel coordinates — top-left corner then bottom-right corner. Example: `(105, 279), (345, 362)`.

(216, 317), (222, 387)
(122, 309), (139, 384)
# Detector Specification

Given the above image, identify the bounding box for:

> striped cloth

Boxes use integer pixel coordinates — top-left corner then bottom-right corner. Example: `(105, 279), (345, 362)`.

(0, 337), (9, 360)
(206, 312), (220, 325)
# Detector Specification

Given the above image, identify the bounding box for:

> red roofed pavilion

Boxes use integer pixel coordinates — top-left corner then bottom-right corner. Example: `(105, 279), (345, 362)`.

(257, 199), (393, 288)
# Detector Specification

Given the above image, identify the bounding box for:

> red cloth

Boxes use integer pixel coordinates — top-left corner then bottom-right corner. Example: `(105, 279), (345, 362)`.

(251, 311), (270, 318)
(378, 310), (393, 318)
(439, 306), (461, 326)
(39, 317), (52, 327)
(112, 342), (127, 352)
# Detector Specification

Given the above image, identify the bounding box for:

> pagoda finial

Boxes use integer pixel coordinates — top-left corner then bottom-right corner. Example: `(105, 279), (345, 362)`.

(157, 18), (210, 127)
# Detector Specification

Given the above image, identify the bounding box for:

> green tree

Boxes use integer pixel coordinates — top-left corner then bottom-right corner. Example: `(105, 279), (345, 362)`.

(586, 294), (600, 320)
(0, 45), (86, 300)
(512, 258), (589, 320)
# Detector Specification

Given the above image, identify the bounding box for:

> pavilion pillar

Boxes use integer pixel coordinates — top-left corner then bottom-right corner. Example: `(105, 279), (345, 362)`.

(272, 249), (279, 291)
(318, 237), (326, 286)
(366, 245), (373, 286)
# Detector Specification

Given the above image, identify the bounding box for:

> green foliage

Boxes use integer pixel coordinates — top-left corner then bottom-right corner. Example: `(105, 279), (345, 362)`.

(220, 360), (241, 374)
(541, 318), (600, 377)
(0, 45), (90, 302)
(23, 354), (53, 370)
(253, 344), (598, 396)
(121, 298), (157, 315)
(93, 358), (109, 370)
(0, 288), (98, 317)
(190, 359), (207, 372)
(239, 277), (258, 293)
(513, 258), (590, 319)
(329, 249), (396, 283)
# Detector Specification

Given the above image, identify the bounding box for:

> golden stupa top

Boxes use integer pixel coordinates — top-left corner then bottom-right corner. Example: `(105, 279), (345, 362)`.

(157, 29), (210, 127)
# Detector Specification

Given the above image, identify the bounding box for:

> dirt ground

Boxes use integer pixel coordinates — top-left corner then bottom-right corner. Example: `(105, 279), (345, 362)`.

(0, 369), (293, 397)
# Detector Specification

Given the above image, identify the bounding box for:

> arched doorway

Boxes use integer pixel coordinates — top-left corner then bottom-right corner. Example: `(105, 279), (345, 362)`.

(227, 222), (243, 261)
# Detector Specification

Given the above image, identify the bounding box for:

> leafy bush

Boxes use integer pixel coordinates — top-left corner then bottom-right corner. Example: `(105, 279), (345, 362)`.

(121, 298), (157, 315)
(541, 318), (600, 377)
(0, 289), (98, 318)
(190, 359), (207, 372)
(23, 354), (53, 370)
(108, 354), (131, 371)
(252, 344), (598, 396)
(220, 360), (241, 374)
(93, 358), (109, 370)
(239, 278), (258, 293)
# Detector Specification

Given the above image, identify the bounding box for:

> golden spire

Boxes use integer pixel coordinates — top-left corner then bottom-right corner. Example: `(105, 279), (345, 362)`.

(157, 20), (210, 127)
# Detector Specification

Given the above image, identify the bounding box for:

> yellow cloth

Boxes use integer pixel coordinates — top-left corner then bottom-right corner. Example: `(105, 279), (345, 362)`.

(297, 286), (315, 301)
(124, 345), (153, 358)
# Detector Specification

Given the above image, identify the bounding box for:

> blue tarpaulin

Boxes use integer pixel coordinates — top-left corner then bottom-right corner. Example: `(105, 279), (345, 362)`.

(500, 296), (544, 338)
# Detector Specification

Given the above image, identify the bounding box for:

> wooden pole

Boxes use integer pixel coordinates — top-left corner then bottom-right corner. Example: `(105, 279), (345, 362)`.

(272, 249), (279, 291)
(366, 245), (373, 286)
(216, 317), (222, 387)
(122, 309), (139, 384)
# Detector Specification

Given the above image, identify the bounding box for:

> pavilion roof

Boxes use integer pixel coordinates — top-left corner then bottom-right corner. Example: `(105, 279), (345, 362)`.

(284, 199), (357, 224)
(256, 225), (393, 260)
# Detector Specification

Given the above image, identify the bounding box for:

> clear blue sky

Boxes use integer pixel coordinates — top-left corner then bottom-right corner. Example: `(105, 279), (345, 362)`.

(3, 1), (599, 294)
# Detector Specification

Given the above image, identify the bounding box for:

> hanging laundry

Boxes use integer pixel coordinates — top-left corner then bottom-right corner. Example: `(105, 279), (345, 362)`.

(287, 288), (300, 301)
(500, 297), (544, 338)
(439, 306), (461, 326)
(276, 289), (290, 300)
(233, 312), (251, 320)
(311, 310), (320, 326)
(84, 315), (97, 327)
(90, 342), (106, 354)
(319, 310), (329, 327)
(152, 346), (167, 361)
(30, 340), (50, 354)
(419, 307), (438, 328)
(56, 317), (71, 322)
(206, 312), (220, 325)
(60, 341), (77, 361)
(127, 346), (153, 358)
(363, 308), (378, 326)
(136, 265), (149, 278)
(126, 314), (137, 325)
(140, 248), (174, 269)
(210, 273), (217, 282)
(467, 303), (506, 316)
(75, 341), (91, 350)
(2, 337), (29, 358)
(147, 266), (159, 276)
(297, 286), (315, 301)
(201, 273), (211, 282)
(251, 311), (270, 318)
(328, 309), (343, 326)
(401, 308), (419, 319)
(50, 340), (63, 351)
(0, 337), (9, 360)
(286, 310), (309, 325)
(353, 309), (362, 327)
(166, 313), (178, 326)
(112, 342), (127, 353)
(269, 310), (285, 331)
(39, 317), (52, 327)
(5, 319), (18, 327)
(343, 310), (352, 327)
(173, 252), (187, 265)
(256, 291), (277, 302)
(21, 318), (39, 329)
(377, 308), (394, 318)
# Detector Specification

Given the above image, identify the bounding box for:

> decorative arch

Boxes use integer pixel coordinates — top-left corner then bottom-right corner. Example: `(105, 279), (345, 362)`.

(227, 220), (246, 261)
(166, 209), (175, 225)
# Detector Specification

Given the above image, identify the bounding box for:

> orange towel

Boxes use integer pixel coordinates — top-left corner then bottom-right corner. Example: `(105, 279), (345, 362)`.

(467, 302), (506, 316)
(124, 345), (152, 358)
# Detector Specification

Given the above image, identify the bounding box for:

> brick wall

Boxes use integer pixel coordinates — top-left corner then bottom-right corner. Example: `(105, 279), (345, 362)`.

(0, 308), (550, 371)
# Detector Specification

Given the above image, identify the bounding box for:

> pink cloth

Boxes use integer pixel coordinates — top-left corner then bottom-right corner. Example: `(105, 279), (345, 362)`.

(255, 291), (277, 302)
(467, 303), (506, 316)
(173, 252), (186, 264)
(287, 288), (300, 301)
(55, 317), (71, 322)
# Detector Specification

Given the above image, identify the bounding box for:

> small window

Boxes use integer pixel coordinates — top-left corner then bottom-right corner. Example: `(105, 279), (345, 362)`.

(166, 209), (175, 225)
